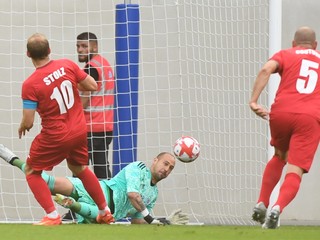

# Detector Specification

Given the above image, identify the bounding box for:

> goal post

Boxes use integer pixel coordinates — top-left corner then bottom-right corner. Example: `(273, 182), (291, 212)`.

(267, 0), (282, 218)
(0, 0), (273, 225)
(113, 3), (140, 174)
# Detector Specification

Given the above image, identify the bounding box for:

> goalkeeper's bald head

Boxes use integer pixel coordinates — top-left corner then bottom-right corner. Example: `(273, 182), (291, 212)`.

(150, 152), (176, 184)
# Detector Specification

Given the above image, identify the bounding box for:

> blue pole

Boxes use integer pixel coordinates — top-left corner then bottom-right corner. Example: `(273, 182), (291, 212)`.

(113, 4), (140, 174)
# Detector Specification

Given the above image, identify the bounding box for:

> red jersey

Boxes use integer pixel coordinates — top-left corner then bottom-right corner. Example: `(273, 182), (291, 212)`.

(22, 59), (88, 141)
(270, 47), (320, 121)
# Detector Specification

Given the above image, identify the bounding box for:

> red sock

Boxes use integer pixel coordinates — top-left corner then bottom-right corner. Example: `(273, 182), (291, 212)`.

(77, 167), (107, 210)
(26, 173), (56, 214)
(273, 172), (301, 212)
(257, 155), (286, 207)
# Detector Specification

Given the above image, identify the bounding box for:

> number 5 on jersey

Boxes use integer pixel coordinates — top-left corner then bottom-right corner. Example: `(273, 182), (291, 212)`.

(296, 59), (319, 94)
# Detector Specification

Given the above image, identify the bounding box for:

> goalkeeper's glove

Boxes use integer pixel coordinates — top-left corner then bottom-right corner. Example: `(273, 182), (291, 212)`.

(148, 209), (189, 225)
(142, 208), (189, 225)
(165, 209), (189, 225)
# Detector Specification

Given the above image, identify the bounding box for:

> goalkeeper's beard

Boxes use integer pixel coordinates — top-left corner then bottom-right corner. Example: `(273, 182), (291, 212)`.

(155, 172), (167, 182)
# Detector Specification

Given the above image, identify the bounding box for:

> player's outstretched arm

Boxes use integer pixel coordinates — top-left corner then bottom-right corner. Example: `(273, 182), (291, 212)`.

(128, 192), (169, 225)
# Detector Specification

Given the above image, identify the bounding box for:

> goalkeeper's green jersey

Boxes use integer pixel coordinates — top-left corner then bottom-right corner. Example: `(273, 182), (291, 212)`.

(105, 161), (158, 220)
(68, 161), (158, 223)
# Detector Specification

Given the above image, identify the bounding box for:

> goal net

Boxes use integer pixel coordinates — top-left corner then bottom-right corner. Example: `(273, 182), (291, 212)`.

(0, 0), (270, 224)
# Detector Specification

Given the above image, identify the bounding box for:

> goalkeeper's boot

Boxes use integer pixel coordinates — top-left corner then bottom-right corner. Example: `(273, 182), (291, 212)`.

(54, 195), (78, 223)
(262, 205), (280, 229)
(33, 215), (62, 226)
(54, 194), (75, 208)
(0, 144), (17, 165)
(96, 208), (115, 224)
(252, 202), (267, 224)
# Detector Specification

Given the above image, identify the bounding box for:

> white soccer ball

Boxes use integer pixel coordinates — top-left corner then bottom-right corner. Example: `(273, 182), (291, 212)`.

(173, 136), (200, 163)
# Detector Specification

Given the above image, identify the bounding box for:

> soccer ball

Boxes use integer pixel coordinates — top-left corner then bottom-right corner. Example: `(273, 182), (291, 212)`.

(173, 136), (200, 163)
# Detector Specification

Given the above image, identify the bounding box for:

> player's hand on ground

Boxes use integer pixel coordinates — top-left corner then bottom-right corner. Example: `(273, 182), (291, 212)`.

(166, 209), (189, 225)
(152, 218), (171, 225)
(249, 102), (269, 120)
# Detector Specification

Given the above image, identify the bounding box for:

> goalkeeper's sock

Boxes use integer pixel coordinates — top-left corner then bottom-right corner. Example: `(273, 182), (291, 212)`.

(257, 155), (286, 207)
(69, 188), (79, 200)
(77, 167), (107, 210)
(76, 202), (98, 220)
(11, 159), (59, 194)
(273, 172), (301, 213)
(11, 159), (26, 173)
(41, 172), (56, 193)
(12, 160), (57, 194)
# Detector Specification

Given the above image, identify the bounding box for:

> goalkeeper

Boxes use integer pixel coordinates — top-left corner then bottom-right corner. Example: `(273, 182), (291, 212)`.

(0, 145), (188, 225)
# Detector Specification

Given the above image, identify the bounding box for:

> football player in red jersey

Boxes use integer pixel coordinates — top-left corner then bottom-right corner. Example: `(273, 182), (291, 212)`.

(250, 26), (320, 229)
(19, 33), (114, 225)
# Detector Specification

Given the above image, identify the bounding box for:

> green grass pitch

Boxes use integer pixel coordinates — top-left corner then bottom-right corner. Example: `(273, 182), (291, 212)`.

(1, 224), (320, 240)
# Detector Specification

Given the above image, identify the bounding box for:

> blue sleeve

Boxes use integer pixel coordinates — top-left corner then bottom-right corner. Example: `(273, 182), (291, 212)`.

(23, 100), (37, 109)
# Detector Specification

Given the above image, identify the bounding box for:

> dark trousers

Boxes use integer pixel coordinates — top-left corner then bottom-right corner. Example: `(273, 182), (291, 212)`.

(87, 131), (113, 179)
